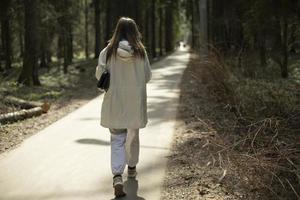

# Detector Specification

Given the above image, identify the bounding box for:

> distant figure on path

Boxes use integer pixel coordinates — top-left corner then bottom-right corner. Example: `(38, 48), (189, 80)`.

(95, 17), (152, 198)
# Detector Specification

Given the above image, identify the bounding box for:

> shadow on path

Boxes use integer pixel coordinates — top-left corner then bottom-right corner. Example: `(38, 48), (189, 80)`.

(76, 138), (169, 150)
(111, 178), (145, 200)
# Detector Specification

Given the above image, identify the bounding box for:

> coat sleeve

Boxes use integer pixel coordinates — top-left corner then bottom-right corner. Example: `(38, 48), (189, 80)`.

(144, 52), (152, 83)
(95, 47), (108, 80)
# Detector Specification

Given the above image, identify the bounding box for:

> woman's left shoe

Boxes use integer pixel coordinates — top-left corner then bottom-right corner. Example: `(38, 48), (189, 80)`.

(113, 175), (126, 198)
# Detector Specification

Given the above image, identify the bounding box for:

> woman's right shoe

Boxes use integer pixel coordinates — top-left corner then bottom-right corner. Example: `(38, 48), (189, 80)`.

(113, 175), (126, 198)
(127, 166), (137, 178)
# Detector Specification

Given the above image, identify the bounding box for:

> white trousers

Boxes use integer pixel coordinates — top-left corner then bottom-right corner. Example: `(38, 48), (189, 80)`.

(110, 129), (140, 175)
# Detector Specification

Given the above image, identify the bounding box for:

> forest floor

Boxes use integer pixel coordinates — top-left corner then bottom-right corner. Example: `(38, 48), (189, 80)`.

(0, 60), (100, 153)
(161, 53), (300, 200)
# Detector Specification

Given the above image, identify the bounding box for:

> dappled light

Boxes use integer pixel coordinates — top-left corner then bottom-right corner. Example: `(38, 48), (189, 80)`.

(0, 0), (299, 199)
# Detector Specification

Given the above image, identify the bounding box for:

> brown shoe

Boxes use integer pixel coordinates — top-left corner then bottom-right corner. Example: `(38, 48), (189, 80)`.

(113, 175), (126, 198)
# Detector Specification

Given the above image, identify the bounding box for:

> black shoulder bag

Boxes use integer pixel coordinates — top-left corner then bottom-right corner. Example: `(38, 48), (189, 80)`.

(97, 67), (110, 92)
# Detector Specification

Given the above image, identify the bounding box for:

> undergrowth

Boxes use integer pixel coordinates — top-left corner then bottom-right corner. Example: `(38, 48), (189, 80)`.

(191, 48), (300, 199)
(0, 60), (97, 114)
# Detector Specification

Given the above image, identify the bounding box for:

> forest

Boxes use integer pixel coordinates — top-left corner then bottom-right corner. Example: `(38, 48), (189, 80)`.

(0, 0), (184, 84)
(0, 0), (300, 199)
(1, 0), (299, 80)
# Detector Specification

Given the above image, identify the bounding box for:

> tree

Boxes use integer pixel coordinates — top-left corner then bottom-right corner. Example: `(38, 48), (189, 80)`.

(94, 0), (101, 58)
(39, 1), (56, 69)
(18, 0), (40, 86)
(85, 0), (89, 58)
(164, 1), (174, 52)
(15, 2), (24, 59)
(53, 0), (74, 73)
(151, 0), (157, 58)
(199, 0), (208, 56)
(105, 0), (112, 42)
(158, 0), (164, 56)
(0, 0), (12, 75)
(274, 0), (290, 78)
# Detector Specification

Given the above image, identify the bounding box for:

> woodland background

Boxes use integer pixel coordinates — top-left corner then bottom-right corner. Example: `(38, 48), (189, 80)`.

(0, 0), (300, 199)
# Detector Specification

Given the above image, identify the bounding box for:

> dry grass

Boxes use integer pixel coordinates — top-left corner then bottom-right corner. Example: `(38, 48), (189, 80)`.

(200, 48), (300, 199)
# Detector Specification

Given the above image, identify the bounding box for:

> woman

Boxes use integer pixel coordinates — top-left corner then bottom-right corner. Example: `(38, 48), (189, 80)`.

(95, 17), (152, 198)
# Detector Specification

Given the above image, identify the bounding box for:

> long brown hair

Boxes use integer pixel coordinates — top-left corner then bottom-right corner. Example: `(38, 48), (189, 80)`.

(106, 17), (146, 63)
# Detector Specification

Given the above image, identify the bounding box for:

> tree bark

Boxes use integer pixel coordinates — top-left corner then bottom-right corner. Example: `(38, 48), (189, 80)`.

(159, 1), (163, 56)
(105, 0), (112, 43)
(65, 27), (72, 72)
(258, 32), (267, 67)
(69, 25), (73, 60)
(0, 107), (44, 125)
(19, 27), (24, 58)
(151, 0), (157, 58)
(191, 0), (195, 49)
(57, 33), (64, 59)
(18, 0), (40, 86)
(85, 0), (89, 58)
(94, 0), (101, 58)
(145, 8), (150, 52)
(281, 13), (288, 78)
(40, 22), (49, 69)
(164, 1), (173, 52)
(55, 0), (73, 74)
(199, 0), (208, 56)
(0, 0), (12, 75)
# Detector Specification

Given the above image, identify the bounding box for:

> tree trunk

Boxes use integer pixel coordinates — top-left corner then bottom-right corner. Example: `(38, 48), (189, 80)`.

(151, 0), (157, 58)
(57, 33), (64, 59)
(164, 1), (173, 52)
(281, 13), (288, 78)
(54, 0), (73, 74)
(16, 9), (24, 59)
(0, 107), (49, 125)
(289, 23), (297, 54)
(69, 25), (73, 60)
(258, 32), (267, 67)
(59, 18), (72, 73)
(40, 23), (49, 69)
(63, 29), (71, 74)
(159, 1), (163, 56)
(19, 27), (24, 58)
(145, 9), (150, 52)
(94, 0), (101, 58)
(105, 0), (112, 43)
(85, 0), (89, 58)
(0, 0), (12, 75)
(40, 48), (47, 69)
(18, 0), (40, 86)
(46, 30), (55, 65)
(207, 0), (213, 46)
(199, 0), (208, 56)
(191, 0), (195, 49)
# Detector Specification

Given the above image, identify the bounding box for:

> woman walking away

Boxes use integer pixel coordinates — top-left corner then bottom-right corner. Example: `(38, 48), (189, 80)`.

(95, 17), (152, 198)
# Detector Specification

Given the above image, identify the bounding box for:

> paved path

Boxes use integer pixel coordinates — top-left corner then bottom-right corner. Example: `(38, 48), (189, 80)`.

(0, 49), (190, 200)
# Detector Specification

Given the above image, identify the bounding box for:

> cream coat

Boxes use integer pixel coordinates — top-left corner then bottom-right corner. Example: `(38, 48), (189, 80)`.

(95, 41), (152, 129)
